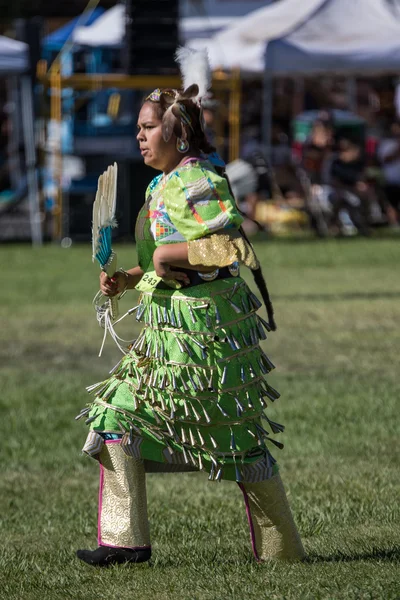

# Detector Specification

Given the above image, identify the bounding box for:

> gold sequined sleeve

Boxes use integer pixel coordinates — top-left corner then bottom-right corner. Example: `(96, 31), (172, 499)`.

(187, 230), (260, 270)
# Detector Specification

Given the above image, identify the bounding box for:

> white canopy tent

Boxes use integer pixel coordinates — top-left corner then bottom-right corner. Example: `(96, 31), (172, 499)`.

(72, 4), (240, 47)
(196, 0), (400, 75)
(73, 4), (125, 47)
(189, 0), (323, 72)
(266, 0), (400, 75)
(0, 36), (41, 244)
(0, 35), (28, 74)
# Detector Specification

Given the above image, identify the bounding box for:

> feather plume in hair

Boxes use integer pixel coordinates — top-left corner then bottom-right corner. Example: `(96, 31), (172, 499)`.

(175, 47), (211, 102)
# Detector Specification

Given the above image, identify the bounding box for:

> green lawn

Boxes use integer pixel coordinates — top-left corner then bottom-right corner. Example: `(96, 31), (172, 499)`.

(0, 237), (399, 600)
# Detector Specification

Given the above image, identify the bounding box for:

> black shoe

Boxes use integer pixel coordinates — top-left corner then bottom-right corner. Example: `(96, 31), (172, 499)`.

(76, 545), (151, 567)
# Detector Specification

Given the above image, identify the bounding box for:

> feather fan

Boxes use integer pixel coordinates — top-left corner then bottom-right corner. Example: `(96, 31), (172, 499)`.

(92, 162), (119, 319)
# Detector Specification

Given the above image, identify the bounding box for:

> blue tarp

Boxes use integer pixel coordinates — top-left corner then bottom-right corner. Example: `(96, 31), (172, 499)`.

(43, 8), (105, 52)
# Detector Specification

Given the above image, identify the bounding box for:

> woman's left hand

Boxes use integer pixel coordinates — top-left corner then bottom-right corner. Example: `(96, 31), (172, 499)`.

(153, 247), (191, 285)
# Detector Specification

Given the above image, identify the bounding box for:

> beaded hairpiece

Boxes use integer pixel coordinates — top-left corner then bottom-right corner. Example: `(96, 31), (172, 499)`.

(146, 88), (176, 102)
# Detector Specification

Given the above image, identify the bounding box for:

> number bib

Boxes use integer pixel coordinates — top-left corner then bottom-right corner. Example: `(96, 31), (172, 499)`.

(135, 271), (162, 292)
(135, 271), (182, 292)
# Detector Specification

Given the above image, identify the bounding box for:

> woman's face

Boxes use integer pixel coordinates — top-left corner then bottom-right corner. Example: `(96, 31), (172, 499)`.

(136, 102), (181, 173)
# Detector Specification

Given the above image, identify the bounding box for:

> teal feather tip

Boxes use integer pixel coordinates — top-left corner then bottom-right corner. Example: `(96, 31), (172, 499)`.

(93, 224), (116, 267)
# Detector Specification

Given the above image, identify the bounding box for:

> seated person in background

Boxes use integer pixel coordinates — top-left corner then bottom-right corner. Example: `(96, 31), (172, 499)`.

(329, 137), (369, 235)
(302, 112), (334, 184)
(377, 120), (400, 226)
(331, 138), (364, 187)
(300, 113), (335, 236)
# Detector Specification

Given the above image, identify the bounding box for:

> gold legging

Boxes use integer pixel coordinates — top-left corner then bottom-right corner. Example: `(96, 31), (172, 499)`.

(238, 475), (305, 561)
(98, 441), (151, 550)
(97, 441), (304, 560)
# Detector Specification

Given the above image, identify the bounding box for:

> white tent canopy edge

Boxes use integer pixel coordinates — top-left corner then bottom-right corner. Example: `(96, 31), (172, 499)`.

(0, 35), (41, 245)
(0, 35), (28, 74)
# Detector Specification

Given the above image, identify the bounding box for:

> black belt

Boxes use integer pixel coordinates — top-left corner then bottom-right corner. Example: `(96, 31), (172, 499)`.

(156, 266), (234, 290)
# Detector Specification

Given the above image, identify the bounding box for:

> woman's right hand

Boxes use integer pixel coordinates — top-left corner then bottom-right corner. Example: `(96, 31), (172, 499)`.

(100, 271), (124, 297)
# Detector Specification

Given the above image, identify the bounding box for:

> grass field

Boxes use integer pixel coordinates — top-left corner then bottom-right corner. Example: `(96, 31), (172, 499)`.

(0, 237), (399, 600)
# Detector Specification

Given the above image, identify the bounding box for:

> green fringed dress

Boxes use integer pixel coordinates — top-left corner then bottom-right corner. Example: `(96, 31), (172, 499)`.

(81, 159), (283, 482)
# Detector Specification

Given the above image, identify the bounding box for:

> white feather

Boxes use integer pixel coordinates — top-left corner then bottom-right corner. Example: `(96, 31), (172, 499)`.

(175, 47), (211, 101)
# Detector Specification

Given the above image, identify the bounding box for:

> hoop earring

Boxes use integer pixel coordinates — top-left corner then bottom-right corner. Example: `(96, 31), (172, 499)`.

(176, 138), (189, 153)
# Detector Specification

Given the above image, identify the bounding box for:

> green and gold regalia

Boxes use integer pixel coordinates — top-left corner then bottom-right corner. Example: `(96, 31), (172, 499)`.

(81, 158), (283, 482)
(78, 158), (305, 561)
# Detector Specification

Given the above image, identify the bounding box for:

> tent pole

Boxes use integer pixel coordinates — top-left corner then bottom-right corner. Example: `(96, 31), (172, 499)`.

(346, 77), (357, 113)
(292, 78), (304, 117)
(6, 76), (22, 189)
(50, 69), (63, 241)
(21, 75), (43, 246)
(262, 43), (273, 161)
(262, 66), (273, 162)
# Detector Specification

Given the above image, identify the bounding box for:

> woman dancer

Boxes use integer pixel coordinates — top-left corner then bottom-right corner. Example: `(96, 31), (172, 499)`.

(77, 52), (305, 567)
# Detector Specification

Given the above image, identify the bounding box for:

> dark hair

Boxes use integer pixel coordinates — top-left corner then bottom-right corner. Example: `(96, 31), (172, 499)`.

(143, 88), (216, 155)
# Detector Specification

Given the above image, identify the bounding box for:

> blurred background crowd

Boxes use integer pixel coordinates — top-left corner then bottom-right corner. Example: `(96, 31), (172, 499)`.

(1, 0), (400, 243)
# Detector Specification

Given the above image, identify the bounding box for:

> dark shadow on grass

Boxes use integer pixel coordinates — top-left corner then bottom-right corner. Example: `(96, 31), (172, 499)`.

(151, 552), (255, 569)
(275, 291), (400, 302)
(305, 546), (400, 563)
(131, 547), (400, 569)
